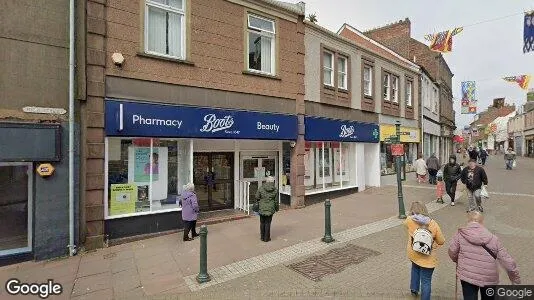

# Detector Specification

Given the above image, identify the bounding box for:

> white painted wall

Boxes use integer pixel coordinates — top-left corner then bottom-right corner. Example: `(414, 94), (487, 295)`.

(364, 143), (381, 187)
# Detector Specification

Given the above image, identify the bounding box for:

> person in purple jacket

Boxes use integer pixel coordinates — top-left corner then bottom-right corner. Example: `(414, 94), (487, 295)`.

(180, 183), (199, 241)
(449, 211), (521, 300)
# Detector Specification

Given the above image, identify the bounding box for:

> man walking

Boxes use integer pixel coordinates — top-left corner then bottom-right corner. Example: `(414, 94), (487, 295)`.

(443, 154), (462, 206)
(468, 147), (478, 161)
(479, 148), (488, 166)
(504, 147), (516, 170)
(426, 153), (440, 185)
(461, 159), (488, 212)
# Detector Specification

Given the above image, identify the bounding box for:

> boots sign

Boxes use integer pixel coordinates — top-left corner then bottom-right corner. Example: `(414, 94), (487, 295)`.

(305, 116), (379, 143)
(105, 100), (297, 140)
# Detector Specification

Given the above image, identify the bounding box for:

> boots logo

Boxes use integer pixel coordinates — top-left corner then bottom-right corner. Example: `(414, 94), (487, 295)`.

(200, 114), (235, 133)
(339, 125), (355, 138)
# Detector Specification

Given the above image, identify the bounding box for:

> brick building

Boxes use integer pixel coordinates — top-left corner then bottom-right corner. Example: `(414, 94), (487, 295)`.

(363, 18), (456, 164)
(0, 0), (78, 264)
(77, 0), (306, 250)
(469, 98), (515, 153)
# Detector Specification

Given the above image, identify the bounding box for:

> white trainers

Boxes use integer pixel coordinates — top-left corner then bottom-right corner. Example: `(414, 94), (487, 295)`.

(451, 202), (455, 206)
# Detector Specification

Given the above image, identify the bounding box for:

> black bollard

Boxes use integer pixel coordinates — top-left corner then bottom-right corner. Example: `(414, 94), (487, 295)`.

(321, 199), (335, 243)
(196, 225), (211, 283)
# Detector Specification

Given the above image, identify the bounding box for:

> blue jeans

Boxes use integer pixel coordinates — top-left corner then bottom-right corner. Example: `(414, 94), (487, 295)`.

(505, 159), (513, 169)
(410, 262), (434, 300)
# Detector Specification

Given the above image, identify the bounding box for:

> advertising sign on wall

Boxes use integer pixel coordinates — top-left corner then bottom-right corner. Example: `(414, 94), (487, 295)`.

(110, 184), (137, 215)
(134, 148), (159, 182)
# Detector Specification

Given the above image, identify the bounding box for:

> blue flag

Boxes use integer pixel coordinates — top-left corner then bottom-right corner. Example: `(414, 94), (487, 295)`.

(524, 12), (534, 53)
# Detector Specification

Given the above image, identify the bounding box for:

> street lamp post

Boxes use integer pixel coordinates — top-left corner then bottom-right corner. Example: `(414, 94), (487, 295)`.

(395, 121), (407, 219)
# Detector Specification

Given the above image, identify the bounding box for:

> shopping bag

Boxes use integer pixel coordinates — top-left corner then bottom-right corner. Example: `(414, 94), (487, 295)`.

(512, 160), (517, 168)
(480, 185), (489, 199)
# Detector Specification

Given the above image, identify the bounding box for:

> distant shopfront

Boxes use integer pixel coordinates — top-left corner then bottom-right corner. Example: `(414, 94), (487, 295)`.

(104, 99), (297, 239)
(379, 124), (420, 176)
(280, 116), (380, 198)
(525, 129), (534, 157)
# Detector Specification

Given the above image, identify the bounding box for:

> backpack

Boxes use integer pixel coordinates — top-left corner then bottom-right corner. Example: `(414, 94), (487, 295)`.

(412, 224), (434, 255)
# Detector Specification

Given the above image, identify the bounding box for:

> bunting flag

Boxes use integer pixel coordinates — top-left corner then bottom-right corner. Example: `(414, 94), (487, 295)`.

(460, 81), (477, 114)
(524, 11), (534, 53)
(503, 75), (531, 90)
(424, 27), (463, 53)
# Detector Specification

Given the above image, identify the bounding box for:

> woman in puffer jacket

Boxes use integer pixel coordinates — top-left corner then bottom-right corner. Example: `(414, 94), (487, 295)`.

(448, 211), (521, 299)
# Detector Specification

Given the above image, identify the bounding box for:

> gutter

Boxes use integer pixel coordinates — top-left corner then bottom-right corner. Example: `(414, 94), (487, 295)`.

(68, 0), (76, 256)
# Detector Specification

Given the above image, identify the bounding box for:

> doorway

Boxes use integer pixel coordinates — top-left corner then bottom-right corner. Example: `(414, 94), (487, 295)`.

(193, 152), (234, 210)
(0, 163), (32, 256)
(241, 154), (278, 203)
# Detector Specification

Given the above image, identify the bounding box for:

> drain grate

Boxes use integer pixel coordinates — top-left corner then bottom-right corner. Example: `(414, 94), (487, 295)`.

(287, 244), (380, 281)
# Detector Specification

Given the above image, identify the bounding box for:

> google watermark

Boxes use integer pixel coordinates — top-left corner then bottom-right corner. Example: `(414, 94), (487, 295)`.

(486, 285), (534, 299)
(4, 279), (63, 299)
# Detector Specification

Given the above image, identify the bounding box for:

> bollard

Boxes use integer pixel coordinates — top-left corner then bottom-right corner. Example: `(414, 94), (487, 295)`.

(196, 225), (211, 283)
(321, 199), (335, 243)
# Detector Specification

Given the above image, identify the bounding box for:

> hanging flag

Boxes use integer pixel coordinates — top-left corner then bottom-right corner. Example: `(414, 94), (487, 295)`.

(503, 75), (531, 90)
(461, 81), (476, 114)
(524, 11), (534, 53)
(425, 27), (463, 53)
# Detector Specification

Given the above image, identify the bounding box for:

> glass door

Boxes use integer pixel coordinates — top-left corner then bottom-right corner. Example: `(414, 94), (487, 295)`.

(0, 163), (32, 256)
(193, 153), (234, 211)
(241, 155), (278, 203)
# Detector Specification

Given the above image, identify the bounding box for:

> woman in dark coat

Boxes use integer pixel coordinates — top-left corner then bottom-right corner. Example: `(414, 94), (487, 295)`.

(254, 176), (279, 242)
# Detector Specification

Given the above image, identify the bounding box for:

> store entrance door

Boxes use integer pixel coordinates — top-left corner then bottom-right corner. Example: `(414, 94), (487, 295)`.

(0, 163), (32, 256)
(241, 154), (278, 204)
(193, 152), (234, 211)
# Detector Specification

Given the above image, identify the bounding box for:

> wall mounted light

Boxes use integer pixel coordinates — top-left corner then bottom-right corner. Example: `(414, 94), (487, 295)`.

(112, 52), (125, 67)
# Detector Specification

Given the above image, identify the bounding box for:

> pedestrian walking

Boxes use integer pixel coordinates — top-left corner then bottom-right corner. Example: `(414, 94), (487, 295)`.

(180, 183), (199, 241)
(448, 211), (521, 300)
(479, 148), (488, 166)
(468, 147), (478, 161)
(460, 159), (488, 212)
(504, 147), (516, 170)
(404, 201), (445, 300)
(443, 154), (462, 206)
(254, 176), (279, 242)
(436, 173), (445, 204)
(414, 155), (428, 184)
(426, 153), (440, 185)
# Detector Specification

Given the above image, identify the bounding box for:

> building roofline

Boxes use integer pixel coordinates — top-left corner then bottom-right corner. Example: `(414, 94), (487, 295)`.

(337, 23), (420, 71)
(364, 17), (411, 34)
(256, 0), (305, 16)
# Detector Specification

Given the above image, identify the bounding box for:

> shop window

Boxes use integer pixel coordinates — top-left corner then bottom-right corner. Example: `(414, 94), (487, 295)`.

(106, 137), (192, 218)
(247, 14), (275, 74)
(145, 0), (185, 59)
(380, 142), (417, 175)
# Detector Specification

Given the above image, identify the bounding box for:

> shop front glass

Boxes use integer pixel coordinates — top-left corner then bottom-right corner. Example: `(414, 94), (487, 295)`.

(106, 137), (193, 218)
(380, 142), (417, 175)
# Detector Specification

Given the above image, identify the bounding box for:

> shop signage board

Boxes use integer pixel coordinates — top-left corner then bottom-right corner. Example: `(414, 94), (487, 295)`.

(391, 144), (404, 156)
(304, 116), (379, 142)
(110, 184), (137, 215)
(36, 163), (55, 177)
(105, 100), (298, 140)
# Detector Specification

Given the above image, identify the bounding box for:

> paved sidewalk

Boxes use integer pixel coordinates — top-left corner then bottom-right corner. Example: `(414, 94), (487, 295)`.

(0, 183), (442, 300)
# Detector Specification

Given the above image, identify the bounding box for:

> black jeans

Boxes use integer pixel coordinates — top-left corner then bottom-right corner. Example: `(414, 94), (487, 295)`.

(428, 169), (438, 184)
(461, 280), (494, 300)
(183, 220), (197, 240)
(481, 157), (487, 165)
(445, 181), (457, 202)
(259, 215), (273, 241)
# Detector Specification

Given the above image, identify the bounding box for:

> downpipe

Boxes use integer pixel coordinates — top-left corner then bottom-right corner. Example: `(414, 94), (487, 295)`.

(68, 0), (77, 256)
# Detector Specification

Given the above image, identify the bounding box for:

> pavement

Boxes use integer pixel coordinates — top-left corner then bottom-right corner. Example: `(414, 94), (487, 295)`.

(1, 156), (533, 299)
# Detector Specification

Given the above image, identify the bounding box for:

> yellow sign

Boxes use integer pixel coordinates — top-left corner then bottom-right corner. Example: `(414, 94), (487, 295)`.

(110, 184), (137, 215)
(36, 163), (55, 177)
(380, 124), (419, 143)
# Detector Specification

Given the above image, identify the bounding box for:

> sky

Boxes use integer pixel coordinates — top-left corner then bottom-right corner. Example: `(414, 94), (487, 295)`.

(302, 0), (534, 130)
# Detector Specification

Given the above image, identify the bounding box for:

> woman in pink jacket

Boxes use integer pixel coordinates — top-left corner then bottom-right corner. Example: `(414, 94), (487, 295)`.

(448, 211), (521, 300)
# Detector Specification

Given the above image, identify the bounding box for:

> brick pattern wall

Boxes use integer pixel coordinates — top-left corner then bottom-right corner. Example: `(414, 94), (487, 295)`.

(526, 110), (534, 130)
(364, 19), (411, 59)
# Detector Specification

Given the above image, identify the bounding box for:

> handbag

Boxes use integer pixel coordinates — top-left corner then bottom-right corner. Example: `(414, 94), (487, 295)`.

(480, 185), (489, 199)
(512, 160), (517, 168)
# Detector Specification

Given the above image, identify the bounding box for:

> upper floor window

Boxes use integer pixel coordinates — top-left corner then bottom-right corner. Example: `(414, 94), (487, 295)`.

(383, 73), (391, 100)
(323, 52), (334, 86)
(391, 76), (399, 103)
(337, 56), (348, 89)
(145, 0), (185, 59)
(363, 65), (373, 97)
(406, 80), (413, 107)
(247, 14), (275, 74)
(433, 87), (439, 113)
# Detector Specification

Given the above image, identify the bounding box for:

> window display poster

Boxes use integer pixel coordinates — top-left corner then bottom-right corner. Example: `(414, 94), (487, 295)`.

(334, 147), (349, 177)
(110, 184), (137, 215)
(134, 147), (159, 182)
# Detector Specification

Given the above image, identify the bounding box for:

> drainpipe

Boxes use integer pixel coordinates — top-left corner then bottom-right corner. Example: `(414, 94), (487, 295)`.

(68, 0), (76, 256)
(420, 75), (424, 158)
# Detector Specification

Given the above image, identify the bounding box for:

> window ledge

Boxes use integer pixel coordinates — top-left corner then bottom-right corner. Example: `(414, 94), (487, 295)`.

(364, 95), (374, 100)
(137, 52), (195, 66)
(242, 70), (281, 80)
(324, 84), (335, 91)
(338, 88), (349, 94)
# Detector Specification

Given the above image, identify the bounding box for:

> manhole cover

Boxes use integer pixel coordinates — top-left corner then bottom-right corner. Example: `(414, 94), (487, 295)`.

(287, 244), (380, 281)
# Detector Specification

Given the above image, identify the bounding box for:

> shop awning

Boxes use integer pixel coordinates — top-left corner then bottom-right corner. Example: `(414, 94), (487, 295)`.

(453, 135), (465, 143)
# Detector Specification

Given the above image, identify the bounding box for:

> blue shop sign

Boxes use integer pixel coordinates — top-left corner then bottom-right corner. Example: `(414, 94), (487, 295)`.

(105, 100), (297, 140)
(305, 116), (379, 143)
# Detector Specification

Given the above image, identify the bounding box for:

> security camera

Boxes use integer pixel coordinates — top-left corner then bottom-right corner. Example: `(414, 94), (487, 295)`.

(290, 141), (296, 148)
(112, 52), (125, 67)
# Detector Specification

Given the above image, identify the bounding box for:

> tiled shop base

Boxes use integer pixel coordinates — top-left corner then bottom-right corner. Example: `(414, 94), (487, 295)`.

(183, 201), (448, 291)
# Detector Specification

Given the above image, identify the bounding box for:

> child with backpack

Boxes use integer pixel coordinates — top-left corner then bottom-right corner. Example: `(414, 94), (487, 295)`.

(404, 201), (445, 300)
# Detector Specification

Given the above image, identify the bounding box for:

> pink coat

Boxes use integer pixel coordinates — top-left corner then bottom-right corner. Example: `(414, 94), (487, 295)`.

(448, 222), (521, 287)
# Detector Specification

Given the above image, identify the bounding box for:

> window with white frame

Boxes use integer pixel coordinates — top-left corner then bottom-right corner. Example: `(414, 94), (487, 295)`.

(391, 76), (399, 103)
(145, 0), (185, 59)
(337, 56), (348, 89)
(363, 65), (373, 97)
(383, 73), (391, 100)
(406, 80), (413, 106)
(323, 52), (334, 86)
(247, 14), (275, 74)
